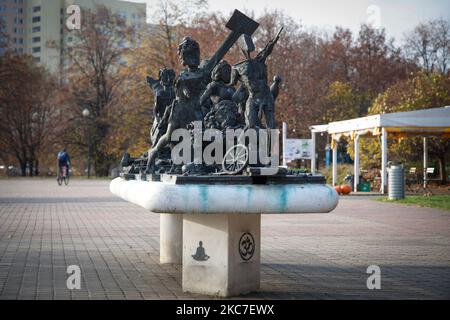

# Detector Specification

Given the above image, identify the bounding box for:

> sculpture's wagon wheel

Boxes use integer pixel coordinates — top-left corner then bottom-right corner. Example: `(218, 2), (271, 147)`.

(222, 144), (249, 175)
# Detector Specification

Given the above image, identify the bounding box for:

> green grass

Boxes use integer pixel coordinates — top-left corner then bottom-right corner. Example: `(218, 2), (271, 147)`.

(377, 195), (450, 211)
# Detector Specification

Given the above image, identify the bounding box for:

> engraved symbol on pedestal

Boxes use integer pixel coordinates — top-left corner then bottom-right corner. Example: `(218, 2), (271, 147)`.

(192, 241), (210, 261)
(239, 232), (255, 261)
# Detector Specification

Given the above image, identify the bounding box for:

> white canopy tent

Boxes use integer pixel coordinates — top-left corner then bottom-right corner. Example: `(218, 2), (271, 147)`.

(310, 106), (450, 193)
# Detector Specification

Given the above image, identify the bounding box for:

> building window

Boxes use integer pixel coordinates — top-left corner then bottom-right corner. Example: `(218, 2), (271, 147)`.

(32, 37), (40, 43)
(33, 6), (40, 13)
(32, 46), (41, 53)
(32, 16), (40, 23)
(32, 26), (40, 33)
(18, 48), (23, 54)
(33, 57), (40, 63)
(18, 37), (23, 44)
(0, 6), (6, 13)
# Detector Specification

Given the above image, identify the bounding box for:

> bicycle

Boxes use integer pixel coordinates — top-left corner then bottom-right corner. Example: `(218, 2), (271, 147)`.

(57, 165), (70, 186)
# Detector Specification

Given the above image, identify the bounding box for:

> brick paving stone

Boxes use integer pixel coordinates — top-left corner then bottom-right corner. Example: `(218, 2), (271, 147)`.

(0, 179), (449, 300)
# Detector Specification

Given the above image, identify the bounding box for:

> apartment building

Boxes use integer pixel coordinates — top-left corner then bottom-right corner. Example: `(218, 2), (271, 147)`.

(0, 0), (27, 55)
(0, 0), (146, 73)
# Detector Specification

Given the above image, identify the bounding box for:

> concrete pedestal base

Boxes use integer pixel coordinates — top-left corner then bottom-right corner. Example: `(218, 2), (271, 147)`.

(160, 214), (183, 264)
(110, 177), (339, 297)
(182, 213), (261, 297)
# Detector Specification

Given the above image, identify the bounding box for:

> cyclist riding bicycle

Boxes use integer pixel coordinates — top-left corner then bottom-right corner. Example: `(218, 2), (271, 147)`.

(57, 148), (70, 181)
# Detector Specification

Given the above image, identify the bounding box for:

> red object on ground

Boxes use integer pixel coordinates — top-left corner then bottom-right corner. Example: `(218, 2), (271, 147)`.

(340, 185), (351, 195)
(334, 186), (342, 195)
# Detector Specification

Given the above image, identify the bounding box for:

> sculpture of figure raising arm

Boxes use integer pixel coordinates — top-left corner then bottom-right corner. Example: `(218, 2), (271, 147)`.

(255, 27), (284, 63)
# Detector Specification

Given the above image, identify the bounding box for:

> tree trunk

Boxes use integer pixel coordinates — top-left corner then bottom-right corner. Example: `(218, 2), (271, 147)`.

(20, 161), (26, 176)
(438, 155), (447, 184)
(28, 160), (34, 177)
(95, 151), (110, 176)
(34, 159), (39, 176)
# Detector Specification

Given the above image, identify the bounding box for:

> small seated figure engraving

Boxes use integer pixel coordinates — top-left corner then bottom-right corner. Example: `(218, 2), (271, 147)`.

(192, 241), (210, 261)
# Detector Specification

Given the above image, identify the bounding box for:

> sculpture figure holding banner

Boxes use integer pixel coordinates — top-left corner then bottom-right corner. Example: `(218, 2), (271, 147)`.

(229, 28), (283, 129)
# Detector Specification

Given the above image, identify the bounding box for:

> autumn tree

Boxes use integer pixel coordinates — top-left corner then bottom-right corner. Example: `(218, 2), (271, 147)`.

(351, 24), (414, 116)
(322, 81), (359, 123)
(347, 72), (450, 182)
(63, 6), (135, 176)
(0, 54), (61, 176)
(404, 19), (450, 75)
(148, 0), (208, 69)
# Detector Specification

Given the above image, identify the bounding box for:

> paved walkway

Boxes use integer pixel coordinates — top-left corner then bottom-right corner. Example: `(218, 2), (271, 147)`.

(0, 179), (449, 300)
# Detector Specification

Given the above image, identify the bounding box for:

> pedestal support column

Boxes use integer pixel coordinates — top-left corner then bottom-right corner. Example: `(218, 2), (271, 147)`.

(182, 213), (261, 297)
(160, 213), (183, 264)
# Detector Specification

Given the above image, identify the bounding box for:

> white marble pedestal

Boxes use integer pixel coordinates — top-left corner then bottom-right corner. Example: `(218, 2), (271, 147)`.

(160, 213), (183, 264)
(182, 213), (260, 297)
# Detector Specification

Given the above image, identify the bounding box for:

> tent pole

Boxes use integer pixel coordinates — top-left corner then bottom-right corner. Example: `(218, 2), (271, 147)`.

(354, 135), (360, 192)
(311, 131), (316, 174)
(423, 137), (428, 189)
(332, 141), (338, 186)
(381, 128), (388, 194)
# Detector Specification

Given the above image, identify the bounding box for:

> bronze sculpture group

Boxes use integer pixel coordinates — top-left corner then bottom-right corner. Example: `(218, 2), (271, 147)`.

(121, 10), (283, 176)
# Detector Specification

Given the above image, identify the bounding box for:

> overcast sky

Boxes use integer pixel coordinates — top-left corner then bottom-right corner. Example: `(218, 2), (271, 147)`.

(128, 0), (450, 43)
